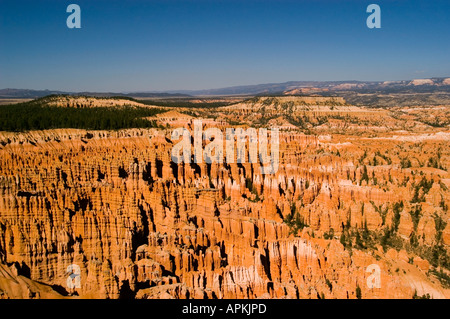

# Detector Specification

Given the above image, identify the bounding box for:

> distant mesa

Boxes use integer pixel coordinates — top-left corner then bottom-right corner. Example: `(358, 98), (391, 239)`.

(222, 96), (348, 112)
(409, 79), (435, 86)
(2, 77), (450, 99)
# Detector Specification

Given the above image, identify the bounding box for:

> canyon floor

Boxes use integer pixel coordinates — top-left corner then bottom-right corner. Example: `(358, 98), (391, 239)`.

(0, 95), (449, 299)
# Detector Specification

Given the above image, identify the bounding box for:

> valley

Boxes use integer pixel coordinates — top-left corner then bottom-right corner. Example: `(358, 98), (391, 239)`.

(0, 95), (448, 299)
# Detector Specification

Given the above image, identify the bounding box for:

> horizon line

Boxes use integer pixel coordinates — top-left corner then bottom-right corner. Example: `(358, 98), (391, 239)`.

(1, 76), (450, 95)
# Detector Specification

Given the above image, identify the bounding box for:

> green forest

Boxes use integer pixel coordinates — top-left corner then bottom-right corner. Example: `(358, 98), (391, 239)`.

(0, 97), (164, 131)
(138, 99), (232, 108)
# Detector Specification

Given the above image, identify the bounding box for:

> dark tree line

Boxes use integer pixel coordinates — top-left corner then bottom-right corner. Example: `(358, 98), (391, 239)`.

(0, 99), (164, 132)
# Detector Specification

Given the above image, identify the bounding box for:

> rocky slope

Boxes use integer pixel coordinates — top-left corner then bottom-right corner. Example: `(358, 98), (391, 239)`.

(0, 98), (449, 299)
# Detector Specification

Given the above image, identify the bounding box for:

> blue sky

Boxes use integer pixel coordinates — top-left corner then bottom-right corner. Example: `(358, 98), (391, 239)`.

(0, 0), (449, 92)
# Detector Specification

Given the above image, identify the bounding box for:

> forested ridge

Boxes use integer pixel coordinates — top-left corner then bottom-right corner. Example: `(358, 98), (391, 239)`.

(0, 96), (164, 131)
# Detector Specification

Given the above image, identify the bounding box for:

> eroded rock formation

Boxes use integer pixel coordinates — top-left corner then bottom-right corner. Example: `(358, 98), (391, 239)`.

(0, 98), (449, 299)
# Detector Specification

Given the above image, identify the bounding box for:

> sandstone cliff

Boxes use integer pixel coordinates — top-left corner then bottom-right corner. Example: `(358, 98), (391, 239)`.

(0, 98), (449, 299)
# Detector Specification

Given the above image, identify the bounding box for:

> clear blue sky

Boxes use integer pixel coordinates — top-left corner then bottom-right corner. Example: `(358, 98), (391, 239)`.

(1, 0), (449, 92)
